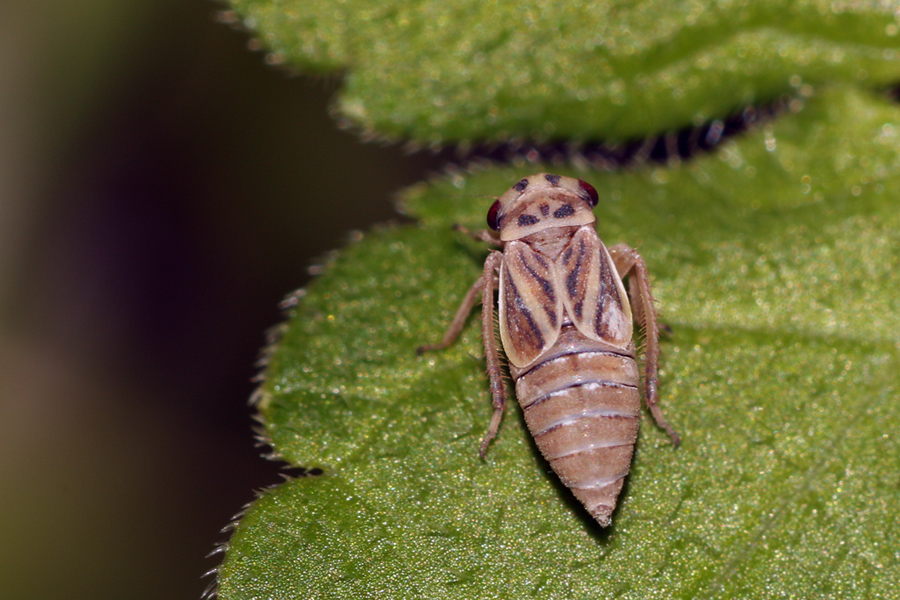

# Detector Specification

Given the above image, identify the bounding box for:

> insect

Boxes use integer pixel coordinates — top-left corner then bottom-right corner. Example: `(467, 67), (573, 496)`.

(419, 173), (679, 527)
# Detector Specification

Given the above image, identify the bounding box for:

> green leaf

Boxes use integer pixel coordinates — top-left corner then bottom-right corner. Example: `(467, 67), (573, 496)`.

(217, 86), (900, 599)
(227, 0), (900, 143)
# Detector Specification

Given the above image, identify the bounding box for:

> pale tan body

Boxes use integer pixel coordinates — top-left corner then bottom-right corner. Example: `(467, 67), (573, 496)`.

(420, 174), (678, 527)
(513, 327), (641, 526)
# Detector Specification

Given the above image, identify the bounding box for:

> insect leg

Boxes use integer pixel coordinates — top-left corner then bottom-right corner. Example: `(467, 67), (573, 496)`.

(608, 244), (680, 447)
(479, 251), (506, 458)
(452, 224), (503, 247)
(416, 274), (488, 354)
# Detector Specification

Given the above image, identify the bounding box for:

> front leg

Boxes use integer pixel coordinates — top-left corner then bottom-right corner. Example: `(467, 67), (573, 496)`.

(418, 251), (507, 458)
(417, 229), (500, 354)
(452, 224), (503, 247)
(608, 244), (680, 447)
(417, 274), (488, 355)
(478, 251), (506, 458)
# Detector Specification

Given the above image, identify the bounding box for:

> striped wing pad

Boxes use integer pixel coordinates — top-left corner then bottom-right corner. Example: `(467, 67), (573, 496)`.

(558, 226), (633, 350)
(498, 240), (563, 367)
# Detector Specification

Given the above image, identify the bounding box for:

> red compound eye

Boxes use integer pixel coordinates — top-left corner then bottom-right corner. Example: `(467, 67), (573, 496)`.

(487, 200), (502, 230)
(578, 179), (599, 208)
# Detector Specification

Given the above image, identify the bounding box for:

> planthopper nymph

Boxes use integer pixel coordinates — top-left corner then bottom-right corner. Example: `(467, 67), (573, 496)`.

(419, 173), (679, 527)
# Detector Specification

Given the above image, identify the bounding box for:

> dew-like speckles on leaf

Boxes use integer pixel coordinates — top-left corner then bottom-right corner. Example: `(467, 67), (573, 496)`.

(217, 88), (900, 599)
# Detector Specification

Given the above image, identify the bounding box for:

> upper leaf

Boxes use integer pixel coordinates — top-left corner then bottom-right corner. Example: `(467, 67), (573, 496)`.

(229, 0), (900, 143)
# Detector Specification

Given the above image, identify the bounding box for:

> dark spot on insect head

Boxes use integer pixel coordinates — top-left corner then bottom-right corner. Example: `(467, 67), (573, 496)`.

(518, 214), (540, 227)
(539, 203), (550, 216)
(578, 179), (599, 207)
(514, 178), (529, 192)
(553, 204), (575, 219)
(487, 200), (502, 230)
(544, 174), (561, 186)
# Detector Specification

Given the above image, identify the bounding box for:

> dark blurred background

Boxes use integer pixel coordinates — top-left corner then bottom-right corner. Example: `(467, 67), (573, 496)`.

(0, 1), (445, 598)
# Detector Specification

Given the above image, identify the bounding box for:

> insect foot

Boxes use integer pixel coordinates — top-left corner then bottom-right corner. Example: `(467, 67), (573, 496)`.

(422, 173), (678, 527)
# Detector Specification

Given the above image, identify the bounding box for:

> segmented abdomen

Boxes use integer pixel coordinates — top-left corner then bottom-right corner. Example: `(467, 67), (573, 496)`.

(513, 326), (640, 527)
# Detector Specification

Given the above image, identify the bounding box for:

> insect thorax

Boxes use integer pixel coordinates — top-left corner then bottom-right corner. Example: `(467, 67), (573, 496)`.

(512, 225), (583, 261)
